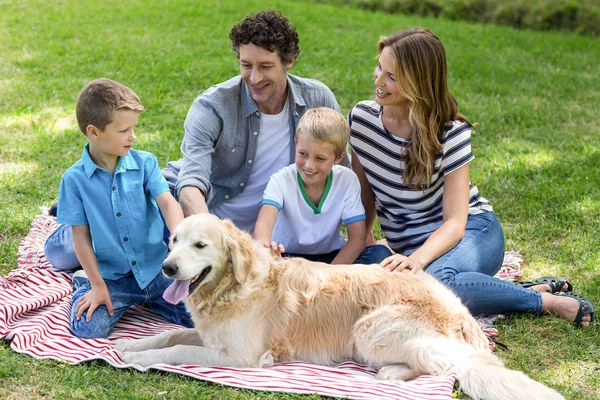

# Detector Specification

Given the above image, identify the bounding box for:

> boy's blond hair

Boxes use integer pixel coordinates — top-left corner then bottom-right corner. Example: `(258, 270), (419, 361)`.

(295, 107), (349, 157)
(76, 78), (144, 136)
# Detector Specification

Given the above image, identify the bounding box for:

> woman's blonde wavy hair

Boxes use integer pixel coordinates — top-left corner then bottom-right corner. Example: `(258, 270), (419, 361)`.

(378, 28), (470, 190)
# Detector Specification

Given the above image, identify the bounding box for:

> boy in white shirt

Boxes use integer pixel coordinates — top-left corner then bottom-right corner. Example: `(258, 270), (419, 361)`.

(254, 108), (391, 264)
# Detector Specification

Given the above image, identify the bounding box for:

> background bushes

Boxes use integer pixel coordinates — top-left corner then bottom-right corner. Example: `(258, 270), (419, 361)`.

(311, 0), (600, 35)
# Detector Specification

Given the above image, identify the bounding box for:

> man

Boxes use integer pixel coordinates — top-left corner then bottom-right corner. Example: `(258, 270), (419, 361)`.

(44, 10), (346, 271)
(163, 9), (347, 232)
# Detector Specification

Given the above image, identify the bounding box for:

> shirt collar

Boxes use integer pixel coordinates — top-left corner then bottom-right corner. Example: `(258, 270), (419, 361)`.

(240, 74), (305, 118)
(81, 143), (140, 178)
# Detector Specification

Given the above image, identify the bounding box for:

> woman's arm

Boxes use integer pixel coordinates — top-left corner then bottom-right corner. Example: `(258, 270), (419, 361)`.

(352, 153), (377, 246)
(382, 163), (470, 272)
(331, 220), (367, 264)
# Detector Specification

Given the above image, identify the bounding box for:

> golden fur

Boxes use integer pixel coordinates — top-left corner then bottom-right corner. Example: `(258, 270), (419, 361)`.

(115, 214), (564, 400)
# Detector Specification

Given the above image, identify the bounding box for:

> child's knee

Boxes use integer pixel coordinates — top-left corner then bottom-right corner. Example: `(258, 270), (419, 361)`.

(70, 314), (113, 339)
(370, 244), (392, 263)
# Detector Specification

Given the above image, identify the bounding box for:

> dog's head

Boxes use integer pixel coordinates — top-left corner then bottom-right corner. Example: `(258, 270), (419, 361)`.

(162, 213), (256, 304)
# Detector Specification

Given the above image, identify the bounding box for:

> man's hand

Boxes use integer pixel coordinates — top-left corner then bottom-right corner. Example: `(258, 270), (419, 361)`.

(76, 286), (114, 322)
(179, 186), (209, 217)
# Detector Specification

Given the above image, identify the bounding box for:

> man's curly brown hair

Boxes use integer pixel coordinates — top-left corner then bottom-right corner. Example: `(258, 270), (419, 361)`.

(229, 10), (300, 64)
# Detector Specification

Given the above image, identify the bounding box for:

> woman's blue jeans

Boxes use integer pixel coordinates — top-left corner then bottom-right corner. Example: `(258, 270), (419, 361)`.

(423, 212), (543, 316)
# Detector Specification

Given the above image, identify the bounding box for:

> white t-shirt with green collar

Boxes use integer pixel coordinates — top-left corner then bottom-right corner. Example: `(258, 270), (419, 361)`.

(261, 164), (366, 254)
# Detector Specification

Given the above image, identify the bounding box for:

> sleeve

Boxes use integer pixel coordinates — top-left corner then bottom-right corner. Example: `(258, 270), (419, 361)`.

(261, 170), (286, 211)
(143, 153), (170, 199)
(440, 123), (474, 175)
(56, 172), (88, 226)
(175, 96), (223, 198)
(322, 85), (341, 114)
(341, 170), (366, 225)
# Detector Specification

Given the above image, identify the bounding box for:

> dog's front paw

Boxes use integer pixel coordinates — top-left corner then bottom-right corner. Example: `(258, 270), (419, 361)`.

(120, 350), (156, 367)
(113, 338), (136, 353)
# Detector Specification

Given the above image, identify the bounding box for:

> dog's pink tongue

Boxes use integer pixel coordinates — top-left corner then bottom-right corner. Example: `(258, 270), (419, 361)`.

(163, 279), (191, 304)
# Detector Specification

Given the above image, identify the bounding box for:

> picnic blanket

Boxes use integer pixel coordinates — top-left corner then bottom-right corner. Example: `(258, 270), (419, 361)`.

(0, 212), (524, 400)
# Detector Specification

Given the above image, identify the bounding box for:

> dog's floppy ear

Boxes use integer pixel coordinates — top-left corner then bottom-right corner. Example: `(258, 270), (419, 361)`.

(222, 219), (254, 284)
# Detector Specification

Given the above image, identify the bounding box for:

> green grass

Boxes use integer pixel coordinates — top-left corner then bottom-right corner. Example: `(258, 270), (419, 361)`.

(1, 0), (599, 399)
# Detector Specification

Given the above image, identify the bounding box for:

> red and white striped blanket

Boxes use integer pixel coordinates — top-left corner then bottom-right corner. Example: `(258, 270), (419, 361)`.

(0, 213), (524, 400)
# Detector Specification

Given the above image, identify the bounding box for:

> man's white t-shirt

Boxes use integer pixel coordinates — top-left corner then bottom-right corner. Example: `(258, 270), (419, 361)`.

(262, 164), (366, 254)
(213, 100), (291, 232)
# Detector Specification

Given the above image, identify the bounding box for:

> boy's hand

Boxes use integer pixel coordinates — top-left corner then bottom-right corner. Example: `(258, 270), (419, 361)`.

(76, 286), (114, 322)
(263, 241), (285, 257)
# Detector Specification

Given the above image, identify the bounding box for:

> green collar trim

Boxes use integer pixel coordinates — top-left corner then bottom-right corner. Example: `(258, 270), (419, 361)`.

(297, 170), (333, 214)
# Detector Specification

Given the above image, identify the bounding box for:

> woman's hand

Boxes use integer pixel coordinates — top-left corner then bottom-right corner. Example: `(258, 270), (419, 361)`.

(264, 241), (285, 257)
(380, 254), (424, 273)
(75, 286), (114, 322)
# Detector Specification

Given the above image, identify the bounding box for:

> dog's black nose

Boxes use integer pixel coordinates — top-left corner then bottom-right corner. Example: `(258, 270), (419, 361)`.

(162, 261), (178, 276)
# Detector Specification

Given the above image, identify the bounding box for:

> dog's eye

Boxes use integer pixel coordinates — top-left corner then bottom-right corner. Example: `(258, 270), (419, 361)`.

(195, 242), (206, 249)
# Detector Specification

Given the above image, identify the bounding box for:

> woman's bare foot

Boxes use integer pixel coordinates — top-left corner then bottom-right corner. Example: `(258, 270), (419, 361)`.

(541, 292), (593, 328)
(529, 282), (569, 293)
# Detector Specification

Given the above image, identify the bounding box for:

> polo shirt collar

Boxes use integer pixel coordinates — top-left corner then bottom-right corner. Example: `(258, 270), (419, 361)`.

(240, 73), (305, 118)
(81, 143), (140, 178)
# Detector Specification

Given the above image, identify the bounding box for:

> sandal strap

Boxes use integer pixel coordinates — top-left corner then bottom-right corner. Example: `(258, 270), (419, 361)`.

(515, 276), (572, 293)
(556, 291), (595, 328)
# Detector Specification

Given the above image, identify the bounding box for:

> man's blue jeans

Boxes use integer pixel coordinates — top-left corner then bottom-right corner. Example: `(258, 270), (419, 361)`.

(71, 271), (193, 339)
(423, 212), (543, 316)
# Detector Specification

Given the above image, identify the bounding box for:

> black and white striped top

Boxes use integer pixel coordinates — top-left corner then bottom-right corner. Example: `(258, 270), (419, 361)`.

(349, 100), (492, 255)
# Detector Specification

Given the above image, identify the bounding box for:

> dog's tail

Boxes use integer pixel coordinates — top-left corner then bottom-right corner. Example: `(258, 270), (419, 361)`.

(450, 344), (565, 400)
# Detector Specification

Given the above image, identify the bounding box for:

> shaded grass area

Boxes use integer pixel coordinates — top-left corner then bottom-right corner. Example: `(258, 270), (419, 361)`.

(305, 0), (600, 35)
(1, 0), (599, 399)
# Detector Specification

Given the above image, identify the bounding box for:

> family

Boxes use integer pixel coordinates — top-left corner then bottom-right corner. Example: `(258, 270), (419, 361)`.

(43, 10), (594, 340)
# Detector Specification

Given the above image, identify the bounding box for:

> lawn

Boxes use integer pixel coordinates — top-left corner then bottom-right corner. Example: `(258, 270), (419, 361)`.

(1, 0), (599, 399)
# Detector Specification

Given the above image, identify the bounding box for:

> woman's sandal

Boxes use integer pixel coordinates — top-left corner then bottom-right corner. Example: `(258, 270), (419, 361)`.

(515, 276), (573, 293)
(554, 291), (595, 328)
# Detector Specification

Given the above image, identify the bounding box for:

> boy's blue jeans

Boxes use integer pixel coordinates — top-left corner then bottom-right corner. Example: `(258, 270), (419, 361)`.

(71, 271), (193, 339)
(423, 211), (543, 316)
(284, 244), (392, 265)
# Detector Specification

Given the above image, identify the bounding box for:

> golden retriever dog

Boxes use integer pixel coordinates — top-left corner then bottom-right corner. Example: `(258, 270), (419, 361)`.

(115, 214), (564, 400)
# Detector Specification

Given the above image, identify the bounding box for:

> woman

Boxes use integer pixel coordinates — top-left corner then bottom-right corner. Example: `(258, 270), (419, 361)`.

(348, 28), (594, 327)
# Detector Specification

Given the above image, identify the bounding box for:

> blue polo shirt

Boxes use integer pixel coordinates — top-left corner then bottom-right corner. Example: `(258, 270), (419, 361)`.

(57, 144), (169, 289)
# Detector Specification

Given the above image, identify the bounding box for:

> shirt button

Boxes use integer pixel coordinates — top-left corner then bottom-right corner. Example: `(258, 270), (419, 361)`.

(253, 131), (258, 136)
(123, 237), (128, 242)
(231, 149), (236, 153)
(112, 186), (116, 191)
(131, 261), (136, 266)
(225, 194), (230, 199)
(248, 160), (253, 164)
(116, 212), (122, 217)
(240, 183), (245, 187)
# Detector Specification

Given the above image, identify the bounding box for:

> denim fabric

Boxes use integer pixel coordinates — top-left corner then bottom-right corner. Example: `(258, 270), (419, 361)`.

(45, 224), (81, 271)
(162, 74), (347, 209)
(284, 244), (391, 265)
(56, 146), (169, 288)
(71, 271), (192, 339)
(424, 212), (543, 316)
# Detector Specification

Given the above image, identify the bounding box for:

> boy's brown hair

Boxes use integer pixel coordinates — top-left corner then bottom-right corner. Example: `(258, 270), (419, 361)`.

(76, 78), (144, 136)
(295, 108), (349, 157)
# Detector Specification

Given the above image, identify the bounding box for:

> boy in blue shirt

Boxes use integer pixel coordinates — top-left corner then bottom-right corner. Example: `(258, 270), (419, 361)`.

(56, 78), (191, 338)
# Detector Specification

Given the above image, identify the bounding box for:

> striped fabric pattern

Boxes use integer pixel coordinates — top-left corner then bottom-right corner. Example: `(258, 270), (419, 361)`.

(349, 101), (493, 255)
(0, 214), (522, 400)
